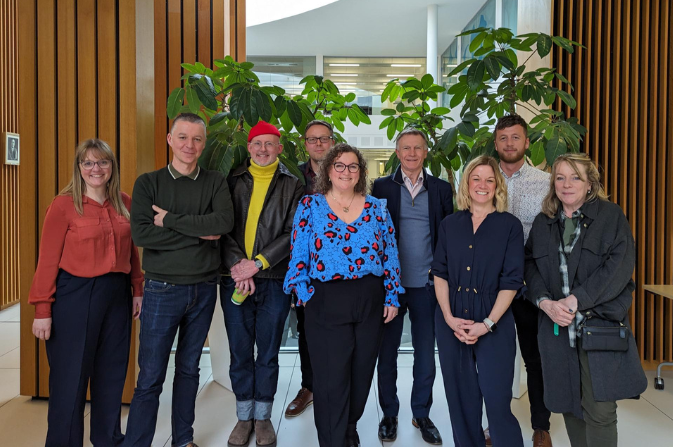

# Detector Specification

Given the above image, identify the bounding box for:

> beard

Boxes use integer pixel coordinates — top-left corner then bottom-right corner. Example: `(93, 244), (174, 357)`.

(498, 149), (526, 164)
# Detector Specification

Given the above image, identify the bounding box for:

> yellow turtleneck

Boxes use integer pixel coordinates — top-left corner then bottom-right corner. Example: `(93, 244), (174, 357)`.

(244, 158), (279, 269)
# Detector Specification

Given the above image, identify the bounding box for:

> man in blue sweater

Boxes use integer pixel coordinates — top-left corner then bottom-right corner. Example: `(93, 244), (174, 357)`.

(372, 127), (453, 445)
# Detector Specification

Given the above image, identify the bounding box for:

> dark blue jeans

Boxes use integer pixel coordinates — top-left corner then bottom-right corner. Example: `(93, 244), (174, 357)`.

(122, 277), (218, 447)
(377, 286), (437, 418)
(221, 276), (291, 420)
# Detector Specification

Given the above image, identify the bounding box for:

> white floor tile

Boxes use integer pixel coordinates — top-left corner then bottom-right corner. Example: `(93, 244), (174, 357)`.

(0, 396), (49, 444)
(0, 347), (19, 369)
(642, 369), (673, 417)
(0, 368), (20, 408)
(0, 303), (20, 322)
(0, 322), (20, 357)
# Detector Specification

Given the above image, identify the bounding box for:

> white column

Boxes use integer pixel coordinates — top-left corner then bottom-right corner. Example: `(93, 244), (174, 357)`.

(315, 54), (324, 76)
(427, 4), (439, 109)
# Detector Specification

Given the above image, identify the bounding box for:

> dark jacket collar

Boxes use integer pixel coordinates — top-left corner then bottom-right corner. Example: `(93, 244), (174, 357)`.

(546, 198), (601, 224)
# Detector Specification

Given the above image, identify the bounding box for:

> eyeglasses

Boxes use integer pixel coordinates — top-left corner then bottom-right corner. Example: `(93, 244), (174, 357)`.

(250, 141), (280, 150)
(80, 160), (111, 170)
(305, 136), (334, 145)
(333, 162), (361, 173)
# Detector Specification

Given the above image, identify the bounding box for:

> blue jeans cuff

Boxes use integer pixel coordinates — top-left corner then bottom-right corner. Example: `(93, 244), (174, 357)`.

(254, 400), (273, 420)
(236, 399), (254, 420)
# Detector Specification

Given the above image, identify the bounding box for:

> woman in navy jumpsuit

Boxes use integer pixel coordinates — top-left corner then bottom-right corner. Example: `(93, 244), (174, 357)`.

(432, 155), (524, 447)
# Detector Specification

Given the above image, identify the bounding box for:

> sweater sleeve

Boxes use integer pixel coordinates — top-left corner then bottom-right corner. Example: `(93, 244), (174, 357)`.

(283, 196), (315, 305)
(130, 174), (200, 250)
(162, 173), (235, 237)
(28, 197), (69, 318)
(377, 199), (403, 307)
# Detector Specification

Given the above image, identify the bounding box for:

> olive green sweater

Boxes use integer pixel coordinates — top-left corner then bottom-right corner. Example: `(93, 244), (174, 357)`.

(131, 166), (234, 284)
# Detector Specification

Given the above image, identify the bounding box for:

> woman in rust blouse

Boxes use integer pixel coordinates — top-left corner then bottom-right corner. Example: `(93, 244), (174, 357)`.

(28, 139), (143, 447)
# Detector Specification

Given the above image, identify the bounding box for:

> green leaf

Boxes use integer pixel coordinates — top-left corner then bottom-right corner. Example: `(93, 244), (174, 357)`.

(537, 34), (553, 58)
(545, 137), (567, 165)
(483, 55), (501, 80)
(387, 121), (397, 140)
(345, 92), (356, 103)
(467, 60), (485, 90)
(253, 89), (272, 122)
(551, 35), (574, 52)
(557, 90), (577, 109)
(209, 112), (230, 126)
(347, 108), (360, 126)
(332, 116), (345, 132)
(468, 31), (486, 53)
(431, 107), (451, 115)
(438, 127), (458, 153)
(167, 88), (185, 119)
(457, 27), (489, 37)
(457, 120), (476, 138)
(403, 78), (423, 90)
(352, 104), (371, 125)
(421, 73), (434, 89)
(274, 96), (287, 117)
(381, 82), (395, 102)
(286, 101), (303, 128)
(193, 79), (218, 111)
(450, 155), (462, 171)
(529, 140), (545, 166)
(241, 89), (258, 125)
(379, 116), (394, 129)
(181, 63), (199, 73)
(240, 61), (254, 70)
(186, 87), (201, 114)
(448, 58), (476, 77)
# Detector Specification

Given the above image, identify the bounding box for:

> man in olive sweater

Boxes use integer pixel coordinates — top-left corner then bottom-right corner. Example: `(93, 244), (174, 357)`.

(125, 113), (234, 447)
(221, 121), (303, 447)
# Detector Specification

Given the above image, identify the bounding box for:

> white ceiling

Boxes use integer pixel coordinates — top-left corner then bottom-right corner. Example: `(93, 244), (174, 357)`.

(246, 0), (488, 58)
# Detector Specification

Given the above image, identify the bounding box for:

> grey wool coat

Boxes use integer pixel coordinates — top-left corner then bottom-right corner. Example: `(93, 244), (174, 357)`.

(524, 198), (647, 419)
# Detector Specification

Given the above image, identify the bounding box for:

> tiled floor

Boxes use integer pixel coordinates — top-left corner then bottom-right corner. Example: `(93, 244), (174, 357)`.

(0, 302), (672, 446)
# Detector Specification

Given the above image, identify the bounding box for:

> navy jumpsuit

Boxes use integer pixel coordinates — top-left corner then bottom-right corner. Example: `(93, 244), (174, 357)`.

(431, 210), (524, 447)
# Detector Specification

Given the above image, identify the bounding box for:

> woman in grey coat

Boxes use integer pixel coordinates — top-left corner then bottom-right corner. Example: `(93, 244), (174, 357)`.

(524, 153), (646, 447)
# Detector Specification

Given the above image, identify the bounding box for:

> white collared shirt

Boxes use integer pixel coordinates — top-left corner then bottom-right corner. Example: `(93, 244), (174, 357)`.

(500, 161), (551, 243)
(401, 169), (425, 200)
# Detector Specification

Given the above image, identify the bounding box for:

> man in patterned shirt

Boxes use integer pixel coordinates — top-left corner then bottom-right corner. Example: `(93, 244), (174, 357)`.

(490, 114), (553, 447)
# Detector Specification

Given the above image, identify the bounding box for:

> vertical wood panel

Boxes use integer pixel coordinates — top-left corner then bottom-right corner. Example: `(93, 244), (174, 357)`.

(57, 0), (76, 190)
(77, 0), (97, 140)
(154, 0), (168, 169)
(183, 0), (197, 71)
(98, 0), (118, 149)
(553, 0), (673, 368)
(197, 0), (211, 64)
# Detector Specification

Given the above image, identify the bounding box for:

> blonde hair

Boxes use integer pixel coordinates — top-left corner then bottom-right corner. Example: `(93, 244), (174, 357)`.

(60, 139), (129, 219)
(456, 155), (508, 212)
(541, 152), (608, 218)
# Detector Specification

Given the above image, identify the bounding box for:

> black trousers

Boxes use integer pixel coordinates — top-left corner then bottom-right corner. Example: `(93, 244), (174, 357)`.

(295, 304), (313, 391)
(511, 298), (551, 431)
(45, 271), (132, 447)
(305, 275), (385, 447)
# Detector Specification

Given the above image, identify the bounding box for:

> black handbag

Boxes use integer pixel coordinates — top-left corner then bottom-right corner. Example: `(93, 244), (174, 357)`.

(581, 317), (630, 351)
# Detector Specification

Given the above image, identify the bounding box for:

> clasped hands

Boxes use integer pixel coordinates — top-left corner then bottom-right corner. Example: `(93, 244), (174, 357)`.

(444, 313), (488, 345)
(152, 205), (220, 241)
(539, 294), (578, 327)
(230, 259), (260, 296)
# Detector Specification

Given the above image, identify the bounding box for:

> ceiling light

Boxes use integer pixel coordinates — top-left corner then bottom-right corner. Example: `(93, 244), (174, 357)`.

(391, 64), (422, 67)
(387, 74), (413, 77)
(329, 63), (360, 67)
(330, 73), (358, 77)
(335, 82), (357, 85)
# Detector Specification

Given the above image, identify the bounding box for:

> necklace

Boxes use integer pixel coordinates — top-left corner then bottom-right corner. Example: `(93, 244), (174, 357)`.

(330, 190), (356, 213)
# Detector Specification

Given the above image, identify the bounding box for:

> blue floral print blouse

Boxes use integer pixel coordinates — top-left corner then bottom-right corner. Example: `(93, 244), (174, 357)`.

(283, 194), (404, 306)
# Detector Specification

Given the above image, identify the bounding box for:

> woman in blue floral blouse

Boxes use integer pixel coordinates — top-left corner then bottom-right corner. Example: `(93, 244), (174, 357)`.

(284, 143), (403, 447)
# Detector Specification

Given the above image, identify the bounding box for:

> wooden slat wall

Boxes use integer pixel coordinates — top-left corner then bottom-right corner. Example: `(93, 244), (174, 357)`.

(153, 0), (246, 168)
(15, 0), (245, 400)
(16, 0), (156, 400)
(552, 0), (673, 369)
(0, 0), (19, 310)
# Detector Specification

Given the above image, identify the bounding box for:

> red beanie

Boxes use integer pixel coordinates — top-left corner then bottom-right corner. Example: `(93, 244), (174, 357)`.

(247, 121), (281, 142)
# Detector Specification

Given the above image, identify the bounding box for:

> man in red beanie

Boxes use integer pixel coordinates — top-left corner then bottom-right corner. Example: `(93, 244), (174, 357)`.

(220, 121), (304, 447)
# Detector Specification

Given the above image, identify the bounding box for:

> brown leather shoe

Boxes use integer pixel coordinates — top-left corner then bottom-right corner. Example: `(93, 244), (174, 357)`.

(284, 387), (313, 417)
(484, 427), (492, 446)
(254, 419), (277, 446)
(228, 420), (253, 447)
(532, 429), (552, 447)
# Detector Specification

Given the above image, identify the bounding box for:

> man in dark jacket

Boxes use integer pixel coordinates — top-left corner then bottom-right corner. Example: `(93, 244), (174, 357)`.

(220, 121), (304, 447)
(372, 127), (453, 445)
(285, 120), (335, 418)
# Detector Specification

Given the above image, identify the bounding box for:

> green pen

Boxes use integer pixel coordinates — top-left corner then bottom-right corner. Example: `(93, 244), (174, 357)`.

(554, 323), (559, 336)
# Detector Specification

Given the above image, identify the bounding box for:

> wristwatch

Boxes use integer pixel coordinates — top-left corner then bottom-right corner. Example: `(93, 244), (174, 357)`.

(254, 259), (263, 270)
(483, 318), (497, 332)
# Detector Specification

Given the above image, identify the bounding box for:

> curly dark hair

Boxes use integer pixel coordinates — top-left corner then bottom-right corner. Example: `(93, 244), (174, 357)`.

(314, 143), (369, 195)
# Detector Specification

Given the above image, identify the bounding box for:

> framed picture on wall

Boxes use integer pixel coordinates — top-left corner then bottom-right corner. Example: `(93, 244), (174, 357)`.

(4, 132), (20, 165)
